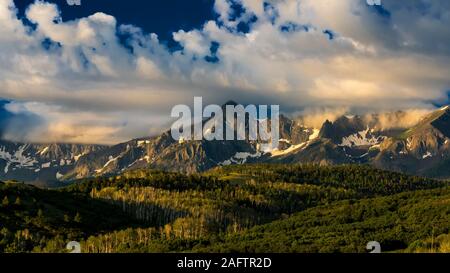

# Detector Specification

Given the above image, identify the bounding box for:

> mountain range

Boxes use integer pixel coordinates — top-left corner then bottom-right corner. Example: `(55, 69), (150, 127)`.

(1, 104), (449, 186)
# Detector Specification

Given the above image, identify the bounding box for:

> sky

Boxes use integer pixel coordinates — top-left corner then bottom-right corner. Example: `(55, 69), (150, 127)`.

(0, 0), (449, 144)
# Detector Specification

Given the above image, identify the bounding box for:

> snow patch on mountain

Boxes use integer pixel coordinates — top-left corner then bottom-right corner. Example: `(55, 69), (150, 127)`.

(0, 145), (38, 172)
(137, 140), (151, 147)
(309, 129), (320, 140)
(74, 154), (83, 162)
(95, 155), (122, 174)
(271, 129), (319, 158)
(4, 162), (11, 173)
(271, 142), (308, 157)
(339, 128), (384, 147)
(39, 147), (49, 155)
(128, 155), (152, 168)
(407, 137), (413, 150)
(422, 151), (433, 159)
(56, 172), (64, 180)
(219, 151), (262, 166)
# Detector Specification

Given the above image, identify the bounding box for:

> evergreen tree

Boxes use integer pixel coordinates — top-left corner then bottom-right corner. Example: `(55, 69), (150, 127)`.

(74, 212), (82, 223)
(2, 196), (9, 207)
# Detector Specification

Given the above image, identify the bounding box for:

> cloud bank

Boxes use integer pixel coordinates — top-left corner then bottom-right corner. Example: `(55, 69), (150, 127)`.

(0, 0), (449, 144)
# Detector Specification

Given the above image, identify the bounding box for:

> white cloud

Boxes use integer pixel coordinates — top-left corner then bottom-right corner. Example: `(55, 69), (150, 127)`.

(0, 0), (449, 144)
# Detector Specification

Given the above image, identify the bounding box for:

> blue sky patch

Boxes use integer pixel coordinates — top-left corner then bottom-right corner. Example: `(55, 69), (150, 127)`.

(323, 29), (336, 40)
(15, 0), (216, 51)
(280, 22), (310, 33)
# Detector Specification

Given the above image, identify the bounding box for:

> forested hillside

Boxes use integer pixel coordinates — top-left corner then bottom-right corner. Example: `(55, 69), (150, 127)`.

(1, 164), (449, 253)
(197, 187), (450, 253)
(0, 182), (143, 252)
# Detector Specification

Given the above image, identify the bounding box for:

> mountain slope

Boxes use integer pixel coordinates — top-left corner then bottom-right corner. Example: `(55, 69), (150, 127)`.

(1, 105), (450, 183)
(373, 106), (450, 177)
(198, 186), (450, 253)
(0, 141), (106, 186)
